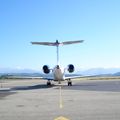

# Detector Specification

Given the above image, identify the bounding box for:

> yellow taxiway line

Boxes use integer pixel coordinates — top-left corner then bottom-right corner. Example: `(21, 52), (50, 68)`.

(54, 116), (70, 120)
(54, 86), (70, 120)
(59, 86), (63, 109)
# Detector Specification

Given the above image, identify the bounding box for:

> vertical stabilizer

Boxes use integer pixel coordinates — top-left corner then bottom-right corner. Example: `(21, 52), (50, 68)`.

(31, 40), (84, 65)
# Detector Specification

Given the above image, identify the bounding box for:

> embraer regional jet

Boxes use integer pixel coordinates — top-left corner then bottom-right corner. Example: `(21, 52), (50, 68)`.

(31, 40), (84, 86)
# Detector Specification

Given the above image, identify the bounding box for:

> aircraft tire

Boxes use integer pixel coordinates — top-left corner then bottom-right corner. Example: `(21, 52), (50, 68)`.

(68, 81), (72, 86)
(47, 81), (51, 86)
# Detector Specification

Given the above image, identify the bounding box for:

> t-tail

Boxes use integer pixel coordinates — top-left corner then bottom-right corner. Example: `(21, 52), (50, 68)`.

(31, 40), (84, 65)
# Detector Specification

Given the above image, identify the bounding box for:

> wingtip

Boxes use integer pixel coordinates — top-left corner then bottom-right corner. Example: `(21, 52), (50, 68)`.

(81, 40), (84, 42)
(80, 40), (84, 43)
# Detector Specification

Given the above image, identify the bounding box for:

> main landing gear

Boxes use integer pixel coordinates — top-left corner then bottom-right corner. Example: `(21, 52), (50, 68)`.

(68, 79), (72, 86)
(47, 80), (52, 86)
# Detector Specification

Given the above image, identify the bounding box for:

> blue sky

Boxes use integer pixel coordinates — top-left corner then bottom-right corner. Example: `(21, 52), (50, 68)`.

(0, 0), (120, 70)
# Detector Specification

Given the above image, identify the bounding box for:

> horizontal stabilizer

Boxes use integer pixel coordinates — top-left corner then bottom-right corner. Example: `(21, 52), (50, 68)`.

(31, 40), (84, 46)
(62, 40), (84, 45)
(31, 42), (56, 46)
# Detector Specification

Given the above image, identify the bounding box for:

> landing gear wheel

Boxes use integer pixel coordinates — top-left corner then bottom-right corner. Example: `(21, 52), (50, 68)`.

(68, 81), (72, 86)
(47, 81), (51, 86)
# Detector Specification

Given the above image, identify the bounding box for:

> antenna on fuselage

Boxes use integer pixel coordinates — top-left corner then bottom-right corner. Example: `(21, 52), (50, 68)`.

(31, 39), (84, 65)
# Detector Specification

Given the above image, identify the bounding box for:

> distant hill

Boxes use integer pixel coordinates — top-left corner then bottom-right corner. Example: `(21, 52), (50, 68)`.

(0, 68), (39, 74)
(76, 68), (120, 76)
(113, 72), (120, 76)
(0, 67), (120, 77)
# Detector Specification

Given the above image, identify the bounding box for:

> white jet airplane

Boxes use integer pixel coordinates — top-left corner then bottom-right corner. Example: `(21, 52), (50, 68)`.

(31, 40), (84, 86)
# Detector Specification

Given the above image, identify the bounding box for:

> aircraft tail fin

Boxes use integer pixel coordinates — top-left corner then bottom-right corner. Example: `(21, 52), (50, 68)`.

(31, 40), (84, 65)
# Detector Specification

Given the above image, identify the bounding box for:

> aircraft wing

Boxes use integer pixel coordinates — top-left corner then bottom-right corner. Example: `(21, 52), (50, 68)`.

(64, 75), (82, 80)
(41, 76), (81, 81)
(18, 76), (54, 80)
(39, 76), (54, 80)
(62, 40), (84, 45)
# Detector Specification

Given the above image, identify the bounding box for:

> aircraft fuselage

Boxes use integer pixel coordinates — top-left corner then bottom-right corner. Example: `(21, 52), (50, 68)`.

(53, 65), (64, 82)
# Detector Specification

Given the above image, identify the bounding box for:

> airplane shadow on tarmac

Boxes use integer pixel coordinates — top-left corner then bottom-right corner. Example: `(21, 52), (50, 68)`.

(11, 84), (55, 91)
(1, 80), (120, 92)
(0, 84), (55, 99)
(0, 84), (54, 93)
(62, 80), (120, 92)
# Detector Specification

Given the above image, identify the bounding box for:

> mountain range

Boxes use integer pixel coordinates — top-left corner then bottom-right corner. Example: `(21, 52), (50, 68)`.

(0, 68), (39, 74)
(76, 68), (120, 76)
(0, 67), (120, 76)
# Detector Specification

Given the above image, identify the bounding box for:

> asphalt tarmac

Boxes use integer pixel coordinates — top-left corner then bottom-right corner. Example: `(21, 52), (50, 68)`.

(0, 79), (120, 120)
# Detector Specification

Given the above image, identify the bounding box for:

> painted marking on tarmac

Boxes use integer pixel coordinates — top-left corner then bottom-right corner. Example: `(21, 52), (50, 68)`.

(59, 86), (63, 109)
(54, 116), (70, 120)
